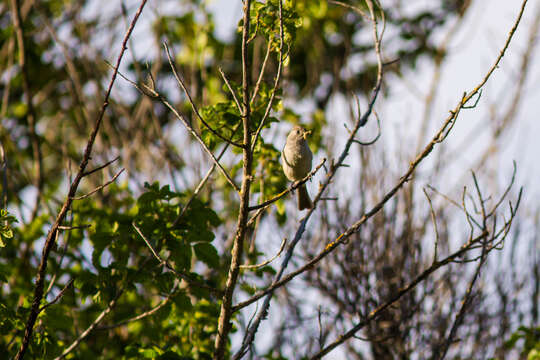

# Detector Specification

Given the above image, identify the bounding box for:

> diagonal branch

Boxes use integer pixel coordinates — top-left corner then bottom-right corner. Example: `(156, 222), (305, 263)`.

(54, 290), (124, 360)
(111, 64), (241, 193)
(14, 2), (149, 358)
(247, 158), (326, 211)
(71, 168), (125, 200)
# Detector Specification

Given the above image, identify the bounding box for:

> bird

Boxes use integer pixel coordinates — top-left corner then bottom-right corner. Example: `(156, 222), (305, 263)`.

(282, 125), (313, 210)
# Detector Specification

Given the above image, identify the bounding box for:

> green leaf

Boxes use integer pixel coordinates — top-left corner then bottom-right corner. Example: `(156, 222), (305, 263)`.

(158, 351), (192, 360)
(193, 243), (219, 268)
(173, 291), (193, 312)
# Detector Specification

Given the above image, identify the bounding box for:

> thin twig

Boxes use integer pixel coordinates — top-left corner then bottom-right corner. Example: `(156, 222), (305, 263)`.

(58, 224), (91, 230)
(248, 158), (326, 211)
(82, 156), (120, 177)
(219, 67), (243, 113)
(423, 187), (440, 263)
(97, 283), (179, 331)
(250, 0), (285, 153)
(54, 290), (124, 360)
(111, 63), (241, 193)
(433, 242), (489, 359)
(172, 123), (243, 227)
(250, 40), (272, 104)
(163, 42), (244, 148)
(38, 279), (75, 313)
(72, 168), (125, 200)
(240, 237), (287, 270)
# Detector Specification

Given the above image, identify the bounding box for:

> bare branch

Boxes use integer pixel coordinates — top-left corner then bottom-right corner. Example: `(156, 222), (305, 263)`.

(97, 283), (179, 331)
(82, 156), (120, 177)
(423, 187), (440, 262)
(219, 67), (243, 113)
(248, 158), (326, 211)
(72, 168), (125, 200)
(112, 64), (241, 193)
(240, 237), (287, 270)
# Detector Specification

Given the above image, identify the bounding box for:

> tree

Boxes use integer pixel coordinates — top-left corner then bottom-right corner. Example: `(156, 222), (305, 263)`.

(0, 0), (537, 359)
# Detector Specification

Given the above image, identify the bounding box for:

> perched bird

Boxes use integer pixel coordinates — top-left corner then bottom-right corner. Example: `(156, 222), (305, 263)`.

(282, 125), (313, 210)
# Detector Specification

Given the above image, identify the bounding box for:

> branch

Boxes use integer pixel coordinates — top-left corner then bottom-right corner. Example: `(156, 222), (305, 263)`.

(14, 2), (149, 358)
(308, 232), (490, 359)
(172, 123), (243, 228)
(250, 0), (285, 153)
(133, 223), (223, 296)
(112, 64), (241, 193)
(71, 168), (125, 200)
(97, 283), (179, 331)
(54, 290), (124, 360)
(240, 237), (287, 270)
(38, 278), (74, 313)
(219, 67), (244, 114)
(248, 158), (326, 211)
(82, 156), (120, 177)
(214, 1), (254, 358)
(163, 42), (244, 148)
(433, 242), (488, 359)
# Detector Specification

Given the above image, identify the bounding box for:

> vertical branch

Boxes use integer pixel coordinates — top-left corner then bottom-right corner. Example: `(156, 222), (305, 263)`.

(213, 1), (253, 359)
(233, 2), (385, 358)
(9, 0), (43, 220)
(14, 1), (148, 359)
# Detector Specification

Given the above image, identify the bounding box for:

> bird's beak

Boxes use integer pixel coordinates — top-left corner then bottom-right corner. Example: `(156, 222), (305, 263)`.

(303, 130), (312, 140)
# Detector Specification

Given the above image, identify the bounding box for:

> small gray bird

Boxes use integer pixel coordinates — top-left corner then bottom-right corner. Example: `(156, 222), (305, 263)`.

(282, 125), (313, 210)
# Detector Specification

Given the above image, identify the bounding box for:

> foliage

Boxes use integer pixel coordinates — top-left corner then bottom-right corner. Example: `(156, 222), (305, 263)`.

(0, 209), (17, 247)
(505, 326), (540, 360)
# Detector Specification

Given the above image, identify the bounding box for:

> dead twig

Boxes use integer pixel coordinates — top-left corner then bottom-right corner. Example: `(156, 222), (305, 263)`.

(240, 237), (287, 270)
(72, 168), (125, 200)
